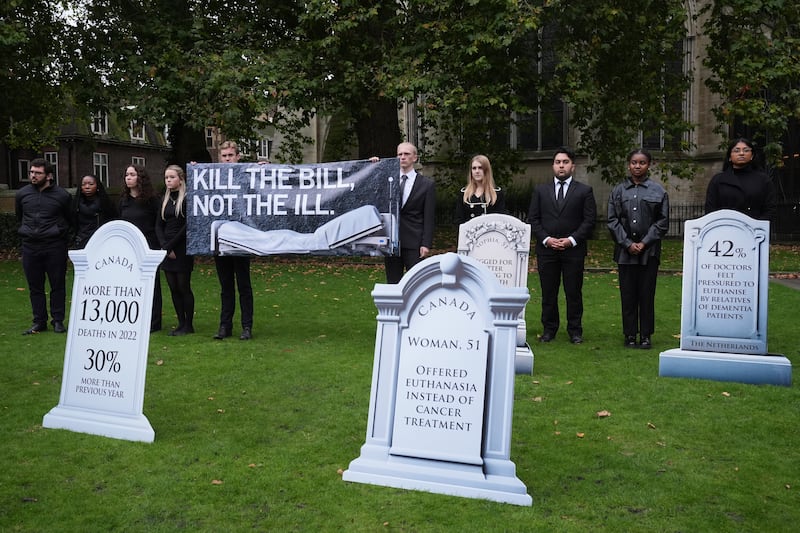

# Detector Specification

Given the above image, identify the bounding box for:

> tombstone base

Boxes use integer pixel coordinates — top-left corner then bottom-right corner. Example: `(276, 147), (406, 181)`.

(658, 348), (791, 387)
(515, 344), (534, 375)
(43, 406), (155, 443)
(343, 446), (532, 506)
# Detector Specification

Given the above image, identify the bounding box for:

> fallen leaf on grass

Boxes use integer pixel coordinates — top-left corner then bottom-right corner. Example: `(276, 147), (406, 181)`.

(576, 432), (585, 438)
(647, 422), (657, 429)
(216, 409), (225, 414)
(337, 468), (344, 475)
(532, 396), (543, 402)
(532, 380), (540, 385)
(554, 431), (561, 435)
(16, 287), (25, 291)
(565, 380), (573, 385)
(208, 396), (215, 400)
(596, 410), (611, 418)
(156, 359), (164, 366)
(722, 391), (731, 397)
(786, 484), (791, 490)
(672, 333), (681, 339)
(211, 479), (223, 485)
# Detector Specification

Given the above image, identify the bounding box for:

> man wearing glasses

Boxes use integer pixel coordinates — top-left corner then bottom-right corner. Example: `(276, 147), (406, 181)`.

(15, 158), (72, 334)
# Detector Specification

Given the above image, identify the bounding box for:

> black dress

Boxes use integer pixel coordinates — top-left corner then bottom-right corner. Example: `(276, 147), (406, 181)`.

(156, 193), (194, 273)
(456, 188), (507, 224)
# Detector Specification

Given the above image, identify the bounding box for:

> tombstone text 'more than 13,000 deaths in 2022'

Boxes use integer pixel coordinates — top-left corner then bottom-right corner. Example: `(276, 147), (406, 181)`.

(192, 165), (355, 217)
(74, 266), (144, 401)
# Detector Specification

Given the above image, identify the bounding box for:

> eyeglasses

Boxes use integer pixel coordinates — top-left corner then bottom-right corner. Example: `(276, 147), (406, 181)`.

(731, 148), (752, 154)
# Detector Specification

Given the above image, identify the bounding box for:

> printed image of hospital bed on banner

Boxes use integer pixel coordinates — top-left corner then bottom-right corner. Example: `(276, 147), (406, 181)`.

(186, 158), (401, 257)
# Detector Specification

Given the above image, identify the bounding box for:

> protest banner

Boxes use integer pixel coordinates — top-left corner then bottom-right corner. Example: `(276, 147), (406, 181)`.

(187, 158), (400, 257)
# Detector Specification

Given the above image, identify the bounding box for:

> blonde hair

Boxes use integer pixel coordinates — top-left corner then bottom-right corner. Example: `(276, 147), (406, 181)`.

(161, 164), (187, 219)
(463, 155), (498, 205)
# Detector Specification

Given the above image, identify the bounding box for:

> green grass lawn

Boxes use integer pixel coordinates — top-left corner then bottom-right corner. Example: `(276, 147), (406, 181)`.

(1, 243), (799, 532)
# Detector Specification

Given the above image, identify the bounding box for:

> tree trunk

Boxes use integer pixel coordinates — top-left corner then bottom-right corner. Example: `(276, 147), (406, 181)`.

(168, 120), (210, 165)
(354, 97), (402, 159)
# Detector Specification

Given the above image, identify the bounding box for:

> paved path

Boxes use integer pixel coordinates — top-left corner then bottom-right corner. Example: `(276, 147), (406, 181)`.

(772, 277), (800, 290)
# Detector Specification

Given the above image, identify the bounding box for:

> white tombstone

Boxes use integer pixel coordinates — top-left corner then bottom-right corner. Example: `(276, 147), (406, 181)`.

(457, 214), (533, 374)
(43, 221), (166, 442)
(343, 253), (532, 506)
(659, 209), (790, 386)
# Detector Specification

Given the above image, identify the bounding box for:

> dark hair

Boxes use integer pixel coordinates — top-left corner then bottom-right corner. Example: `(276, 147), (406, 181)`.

(627, 148), (653, 163)
(79, 174), (108, 195)
(122, 164), (156, 201)
(29, 157), (53, 176)
(553, 146), (576, 163)
(723, 137), (763, 171)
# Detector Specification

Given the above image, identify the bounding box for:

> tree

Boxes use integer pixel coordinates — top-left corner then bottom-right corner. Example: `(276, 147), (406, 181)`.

(702, 0), (800, 168)
(545, 0), (694, 182)
(0, 0), (69, 149)
(65, 0), (297, 164)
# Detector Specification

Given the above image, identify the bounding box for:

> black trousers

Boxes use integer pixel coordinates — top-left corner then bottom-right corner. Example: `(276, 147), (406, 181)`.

(384, 248), (423, 284)
(21, 242), (68, 325)
(537, 251), (585, 336)
(618, 260), (659, 337)
(214, 256), (254, 329)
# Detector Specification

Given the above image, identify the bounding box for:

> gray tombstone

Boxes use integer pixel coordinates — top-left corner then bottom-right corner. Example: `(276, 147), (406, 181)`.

(659, 209), (790, 386)
(43, 221), (166, 442)
(457, 214), (533, 374)
(343, 253), (532, 506)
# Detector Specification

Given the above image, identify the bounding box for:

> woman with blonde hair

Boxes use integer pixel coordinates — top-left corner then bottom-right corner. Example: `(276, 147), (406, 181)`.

(456, 154), (506, 224)
(156, 164), (195, 336)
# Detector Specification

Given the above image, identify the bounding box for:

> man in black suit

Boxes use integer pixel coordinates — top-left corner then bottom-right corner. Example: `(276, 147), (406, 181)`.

(385, 142), (436, 283)
(527, 147), (596, 344)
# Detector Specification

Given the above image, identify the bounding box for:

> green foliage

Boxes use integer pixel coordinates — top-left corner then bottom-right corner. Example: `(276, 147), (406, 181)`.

(701, 0), (800, 165)
(0, 0), (69, 148)
(0, 213), (21, 249)
(545, 0), (695, 182)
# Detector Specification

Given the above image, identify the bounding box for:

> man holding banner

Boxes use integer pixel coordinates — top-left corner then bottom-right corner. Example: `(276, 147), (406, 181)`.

(383, 142), (436, 284)
(212, 141), (255, 341)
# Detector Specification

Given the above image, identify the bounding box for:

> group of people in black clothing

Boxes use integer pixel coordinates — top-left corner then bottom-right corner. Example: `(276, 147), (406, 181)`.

(15, 145), (253, 340)
(16, 137), (774, 350)
(456, 138), (774, 350)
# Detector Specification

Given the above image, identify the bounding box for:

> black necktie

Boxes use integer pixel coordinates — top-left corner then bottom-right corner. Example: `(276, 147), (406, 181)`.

(557, 180), (565, 206)
(399, 175), (408, 206)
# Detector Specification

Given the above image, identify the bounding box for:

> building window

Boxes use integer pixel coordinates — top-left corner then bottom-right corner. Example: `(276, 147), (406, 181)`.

(130, 120), (145, 142)
(205, 127), (215, 148)
(132, 156), (145, 167)
(45, 151), (59, 183)
(641, 38), (691, 152)
(514, 25), (565, 152)
(91, 111), (108, 135)
(93, 152), (109, 186)
(256, 138), (272, 161)
(18, 159), (30, 182)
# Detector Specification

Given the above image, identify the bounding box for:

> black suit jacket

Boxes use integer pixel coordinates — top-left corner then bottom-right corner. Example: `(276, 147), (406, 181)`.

(527, 179), (596, 257)
(399, 173), (436, 250)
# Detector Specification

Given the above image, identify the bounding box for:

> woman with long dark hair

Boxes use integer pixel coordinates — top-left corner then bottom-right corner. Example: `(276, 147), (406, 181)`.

(118, 164), (163, 332)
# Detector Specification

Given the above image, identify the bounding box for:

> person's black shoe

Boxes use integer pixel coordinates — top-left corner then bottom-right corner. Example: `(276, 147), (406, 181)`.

(213, 326), (232, 340)
(239, 327), (252, 340)
(639, 336), (652, 349)
(169, 326), (190, 336)
(539, 332), (555, 343)
(624, 335), (638, 348)
(570, 335), (583, 344)
(52, 321), (66, 333)
(23, 323), (47, 335)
